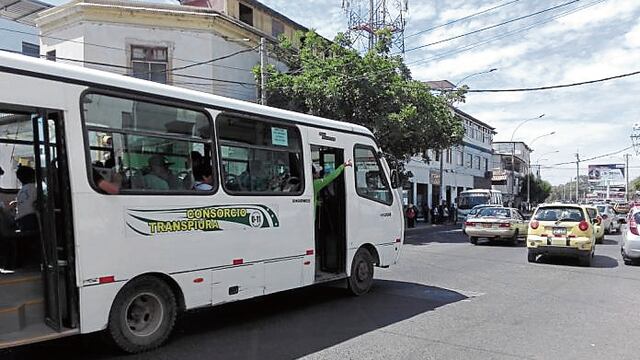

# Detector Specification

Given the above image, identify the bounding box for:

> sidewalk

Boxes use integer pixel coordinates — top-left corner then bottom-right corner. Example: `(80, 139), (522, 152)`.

(405, 220), (460, 232)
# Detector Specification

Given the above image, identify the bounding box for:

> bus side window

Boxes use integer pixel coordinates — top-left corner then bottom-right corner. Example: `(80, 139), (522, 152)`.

(353, 145), (392, 205)
(81, 93), (215, 194)
(216, 114), (304, 195)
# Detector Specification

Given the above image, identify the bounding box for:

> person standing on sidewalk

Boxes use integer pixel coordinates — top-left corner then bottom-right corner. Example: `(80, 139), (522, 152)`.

(406, 204), (417, 228)
(442, 202), (450, 224)
(421, 202), (430, 224)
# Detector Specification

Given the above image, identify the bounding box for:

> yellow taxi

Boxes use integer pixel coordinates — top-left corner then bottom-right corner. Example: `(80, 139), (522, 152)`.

(527, 204), (596, 266)
(584, 205), (604, 244)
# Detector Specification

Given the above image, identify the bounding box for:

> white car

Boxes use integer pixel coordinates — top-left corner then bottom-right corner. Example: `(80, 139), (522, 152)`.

(595, 203), (620, 234)
(621, 208), (640, 265)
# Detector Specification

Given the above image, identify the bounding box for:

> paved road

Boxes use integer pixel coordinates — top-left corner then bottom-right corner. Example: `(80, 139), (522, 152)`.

(4, 225), (640, 359)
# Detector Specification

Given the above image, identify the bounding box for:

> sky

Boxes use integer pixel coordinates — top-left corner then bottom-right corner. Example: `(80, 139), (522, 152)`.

(45, 0), (640, 185)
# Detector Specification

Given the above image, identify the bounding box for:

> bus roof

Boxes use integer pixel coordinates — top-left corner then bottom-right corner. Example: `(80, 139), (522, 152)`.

(0, 51), (374, 137)
(460, 189), (500, 194)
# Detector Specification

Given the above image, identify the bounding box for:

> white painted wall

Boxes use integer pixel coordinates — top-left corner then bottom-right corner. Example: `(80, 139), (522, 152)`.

(0, 18), (39, 54)
(40, 21), (286, 102)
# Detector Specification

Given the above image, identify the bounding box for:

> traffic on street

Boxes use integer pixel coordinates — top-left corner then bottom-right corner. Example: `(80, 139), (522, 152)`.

(2, 0), (640, 358)
(2, 222), (638, 360)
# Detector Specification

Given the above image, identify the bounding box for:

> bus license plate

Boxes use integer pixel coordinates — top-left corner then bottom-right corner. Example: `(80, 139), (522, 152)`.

(552, 227), (567, 236)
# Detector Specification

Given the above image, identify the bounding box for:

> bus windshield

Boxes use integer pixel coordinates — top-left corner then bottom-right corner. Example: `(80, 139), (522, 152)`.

(458, 194), (490, 210)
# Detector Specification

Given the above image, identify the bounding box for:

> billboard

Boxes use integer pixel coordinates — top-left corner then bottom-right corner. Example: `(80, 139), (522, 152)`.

(588, 164), (625, 186)
(587, 164), (626, 200)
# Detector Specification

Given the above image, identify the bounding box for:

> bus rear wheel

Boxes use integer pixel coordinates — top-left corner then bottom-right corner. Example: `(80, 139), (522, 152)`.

(108, 276), (177, 353)
(347, 248), (374, 296)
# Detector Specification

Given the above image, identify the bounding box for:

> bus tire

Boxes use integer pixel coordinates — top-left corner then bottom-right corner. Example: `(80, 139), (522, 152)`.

(108, 276), (177, 353)
(347, 248), (375, 296)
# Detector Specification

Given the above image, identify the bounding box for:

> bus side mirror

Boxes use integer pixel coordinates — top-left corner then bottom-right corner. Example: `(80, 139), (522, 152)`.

(390, 170), (400, 189)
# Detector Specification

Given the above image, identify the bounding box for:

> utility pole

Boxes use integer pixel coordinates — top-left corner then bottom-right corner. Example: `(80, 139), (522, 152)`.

(575, 152), (580, 203)
(511, 142), (516, 207)
(527, 161), (531, 209)
(625, 153), (631, 201)
(260, 37), (267, 105)
(439, 149), (444, 206)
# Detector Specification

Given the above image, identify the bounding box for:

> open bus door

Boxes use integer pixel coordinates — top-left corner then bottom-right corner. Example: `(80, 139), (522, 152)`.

(32, 111), (76, 332)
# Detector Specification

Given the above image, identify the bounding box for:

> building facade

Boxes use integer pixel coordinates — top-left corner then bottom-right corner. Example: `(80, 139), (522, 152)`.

(0, 0), (52, 57)
(491, 141), (532, 207)
(404, 108), (495, 213)
(35, 0), (307, 101)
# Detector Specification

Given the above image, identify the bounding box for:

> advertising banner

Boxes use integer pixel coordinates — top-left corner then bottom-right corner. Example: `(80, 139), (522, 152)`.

(587, 164), (626, 200)
(588, 164), (625, 186)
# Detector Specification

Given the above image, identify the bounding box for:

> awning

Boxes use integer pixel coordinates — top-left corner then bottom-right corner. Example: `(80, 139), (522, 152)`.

(0, 0), (52, 26)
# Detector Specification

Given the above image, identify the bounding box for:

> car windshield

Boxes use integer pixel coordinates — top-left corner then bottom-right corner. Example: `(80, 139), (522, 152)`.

(596, 205), (606, 213)
(585, 208), (597, 219)
(477, 207), (510, 218)
(534, 207), (585, 222)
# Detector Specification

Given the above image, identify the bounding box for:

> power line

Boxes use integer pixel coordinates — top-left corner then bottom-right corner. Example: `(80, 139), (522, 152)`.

(0, 26), (255, 74)
(0, 48), (257, 87)
(546, 146), (634, 167)
(404, 0), (580, 53)
(162, 46), (260, 74)
(405, 0), (521, 39)
(274, 0), (604, 92)
(404, 0), (607, 67)
(457, 70), (640, 93)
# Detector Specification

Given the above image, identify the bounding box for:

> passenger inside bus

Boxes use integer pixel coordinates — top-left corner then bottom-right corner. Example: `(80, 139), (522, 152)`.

(192, 164), (214, 191)
(144, 155), (179, 190)
(11, 166), (38, 233)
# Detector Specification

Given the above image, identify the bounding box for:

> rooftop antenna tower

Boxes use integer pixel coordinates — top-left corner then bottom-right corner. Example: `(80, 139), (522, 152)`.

(342, 0), (408, 53)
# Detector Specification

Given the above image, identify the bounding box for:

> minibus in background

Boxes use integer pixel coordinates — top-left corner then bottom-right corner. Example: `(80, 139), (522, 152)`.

(457, 189), (503, 221)
(0, 52), (404, 353)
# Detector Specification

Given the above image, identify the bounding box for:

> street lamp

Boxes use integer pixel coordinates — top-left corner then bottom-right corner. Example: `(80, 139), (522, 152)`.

(534, 150), (560, 163)
(454, 68), (498, 88)
(529, 131), (556, 147)
(509, 114), (545, 207)
(526, 132), (556, 206)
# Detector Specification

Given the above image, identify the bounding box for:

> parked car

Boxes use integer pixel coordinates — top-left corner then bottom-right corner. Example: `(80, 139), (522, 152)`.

(621, 207), (640, 265)
(584, 205), (604, 244)
(465, 207), (528, 245)
(461, 204), (500, 235)
(595, 203), (621, 233)
(527, 204), (596, 266)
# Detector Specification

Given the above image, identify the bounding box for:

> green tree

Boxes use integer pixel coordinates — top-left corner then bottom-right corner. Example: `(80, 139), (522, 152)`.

(255, 30), (464, 160)
(520, 174), (552, 204)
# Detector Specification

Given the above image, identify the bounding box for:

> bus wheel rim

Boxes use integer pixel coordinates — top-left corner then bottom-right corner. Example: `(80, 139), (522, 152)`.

(125, 292), (164, 337)
(356, 260), (369, 282)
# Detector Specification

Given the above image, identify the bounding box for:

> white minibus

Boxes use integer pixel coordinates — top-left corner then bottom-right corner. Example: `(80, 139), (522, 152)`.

(0, 52), (404, 352)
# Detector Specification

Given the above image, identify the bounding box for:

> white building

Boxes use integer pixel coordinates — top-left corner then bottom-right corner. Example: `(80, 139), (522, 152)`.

(404, 108), (495, 212)
(492, 141), (532, 207)
(0, 0), (51, 57)
(35, 0), (308, 101)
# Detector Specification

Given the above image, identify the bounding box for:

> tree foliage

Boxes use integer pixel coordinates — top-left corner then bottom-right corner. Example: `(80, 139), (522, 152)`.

(520, 174), (552, 204)
(255, 30), (464, 160)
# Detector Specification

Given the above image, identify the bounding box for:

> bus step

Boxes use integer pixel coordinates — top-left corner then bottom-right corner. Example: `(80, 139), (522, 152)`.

(0, 299), (44, 335)
(0, 273), (44, 335)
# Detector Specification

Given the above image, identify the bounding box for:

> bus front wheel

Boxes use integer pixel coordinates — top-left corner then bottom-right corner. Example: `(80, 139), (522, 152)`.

(347, 248), (375, 296)
(108, 276), (177, 353)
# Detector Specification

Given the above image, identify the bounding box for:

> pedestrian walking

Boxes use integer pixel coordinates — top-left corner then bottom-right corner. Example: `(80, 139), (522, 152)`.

(442, 203), (450, 224)
(421, 202), (430, 224)
(432, 206), (439, 224)
(406, 204), (417, 228)
(450, 202), (457, 224)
